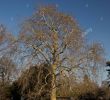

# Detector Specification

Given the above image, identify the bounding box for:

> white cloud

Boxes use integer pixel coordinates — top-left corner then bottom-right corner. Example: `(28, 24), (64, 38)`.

(84, 27), (93, 36)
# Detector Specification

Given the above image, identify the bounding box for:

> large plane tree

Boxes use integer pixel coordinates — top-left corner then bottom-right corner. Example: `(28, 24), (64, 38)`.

(19, 5), (84, 100)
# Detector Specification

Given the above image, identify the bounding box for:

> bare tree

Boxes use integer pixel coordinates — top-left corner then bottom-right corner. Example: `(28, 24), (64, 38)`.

(19, 5), (84, 100)
(0, 24), (17, 84)
(84, 42), (105, 83)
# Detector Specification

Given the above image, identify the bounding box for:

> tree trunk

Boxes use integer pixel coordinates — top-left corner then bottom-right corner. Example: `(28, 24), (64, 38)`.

(50, 63), (57, 100)
(51, 70), (56, 100)
(51, 30), (59, 100)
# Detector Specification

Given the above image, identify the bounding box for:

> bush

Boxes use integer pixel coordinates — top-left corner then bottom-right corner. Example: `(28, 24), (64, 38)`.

(14, 63), (52, 100)
(0, 82), (12, 100)
(77, 87), (110, 100)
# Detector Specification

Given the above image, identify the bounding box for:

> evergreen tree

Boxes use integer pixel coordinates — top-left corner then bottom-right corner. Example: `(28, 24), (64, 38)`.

(106, 61), (110, 87)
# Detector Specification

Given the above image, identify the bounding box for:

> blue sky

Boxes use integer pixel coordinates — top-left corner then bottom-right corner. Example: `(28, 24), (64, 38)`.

(0, 0), (110, 60)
